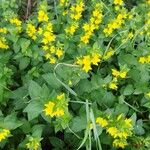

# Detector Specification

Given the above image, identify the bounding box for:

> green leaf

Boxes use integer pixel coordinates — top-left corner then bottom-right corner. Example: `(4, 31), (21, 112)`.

(115, 104), (129, 115)
(20, 38), (31, 53)
(3, 113), (23, 130)
(19, 57), (30, 70)
(70, 116), (86, 132)
(42, 73), (61, 89)
(24, 101), (43, 121)
(29, 80), (42, 99)
(123, 84), (134, 95)
(32, 125), (44, 138)
(49, 137), (65, 148)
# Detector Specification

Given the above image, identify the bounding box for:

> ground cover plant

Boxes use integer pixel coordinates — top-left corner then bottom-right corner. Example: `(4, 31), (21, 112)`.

(0, 0), (150, 149)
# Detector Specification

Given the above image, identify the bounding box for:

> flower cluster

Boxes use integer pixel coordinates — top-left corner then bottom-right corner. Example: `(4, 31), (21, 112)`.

(43, 93), (68, 118)
(65, 23), (79, 35)
(103, 10), (127, 36)
(70, 1), (84, 21)
(0, 37), (9, 49)
(44, 45), (64, 64)
(76, 52), (102, 72)
(10, 17), (22, 26)
(9, 17), (22, 33)
(0, 28), (7, 34)
(109, 68), (128, 90)
(65, 1), (84, 36)
(80, 3), (103, 44)
(26, 136), (41, 150)
(41, 22), (56, 45)
(0, 129), (10, 142)
(38, 10), (49, 23)
(139, 54), (150, 64)
(96, 114), (133, 149)
(26, 23), (37, 40)
(114, 0), (124, 6)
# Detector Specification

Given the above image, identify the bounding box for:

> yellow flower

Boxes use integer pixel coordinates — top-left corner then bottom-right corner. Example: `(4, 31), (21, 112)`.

(112, 69), (120, 77)
(50, 46), (55, 53)
(57, 93), (65, 100)
(119, 71), (127, 78)
(38, 10), (49, 22)
(42, 45), (49, 51)
(10, 17), (22, 26)
(91, 53), (101, 65)
(113, 139), (127, 149)
(26, 23), (37, 40)
(50, 57), (56, 64)
(56, 49), (63, 58)
(0, 28), (8, 34)
(114, 0), (124, 6)
(139, 57), (147, 64)
(0, 37), (9, 49)
(146, 92), (150, 97)
(96, 117), (108, 127)
(128, 32), (134, 39)
(0, 129), (10, 142)
(124, 118), (132, 128)
(109, 82), (118, 90)
(38, 27), (43, 35)
(43, 101), (55, 117)
(42, 31), (56, 44)
(65, 24), (78, 35)
(117, 131), (129, 138)
(107, 127), (119, 138)
(26, 137), (40, 150)
(45, 53), (51, 59)
(80, 34), (90, 44)
(83, 64), (92, 73)
(53, 108), (64, 117)
(60, 0), (68, 6)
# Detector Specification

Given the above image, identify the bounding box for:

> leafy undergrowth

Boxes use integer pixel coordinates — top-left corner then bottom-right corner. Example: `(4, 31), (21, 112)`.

(0, 0), (150, 149)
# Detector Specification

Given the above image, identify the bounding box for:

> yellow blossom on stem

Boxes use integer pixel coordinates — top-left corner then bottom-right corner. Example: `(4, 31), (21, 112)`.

(26, 23), (37, 40)
(0, 37), (9, 49)
(10, 17), (22, 26)
(43, 101), (55, 117)
(56, 49), (64, 58)
(38, 10), (49, 22)
(26, 137), (40, 150)
(114, 0), (124, 6)
(109, 82), (118, 90)
(139, 57), (146, 63)
(0, 129), (10, 142)
(107, 127), (119, 138)
(113, 139), (127, 149)
(112, 69), (120, 77)
(96, 117), (108, 127)
(146, 92), (150, 97)
(91, 53), (101, 66)
(65, 24), (78, 35)
(50, 57), (56, 64)
(53, 108), (64, 117)
(57, 93), (65, 100)
(0, 28), (8, 34)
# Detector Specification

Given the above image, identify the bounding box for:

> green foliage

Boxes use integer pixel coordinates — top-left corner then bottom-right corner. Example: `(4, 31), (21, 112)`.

(0, 0), (150, 149)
